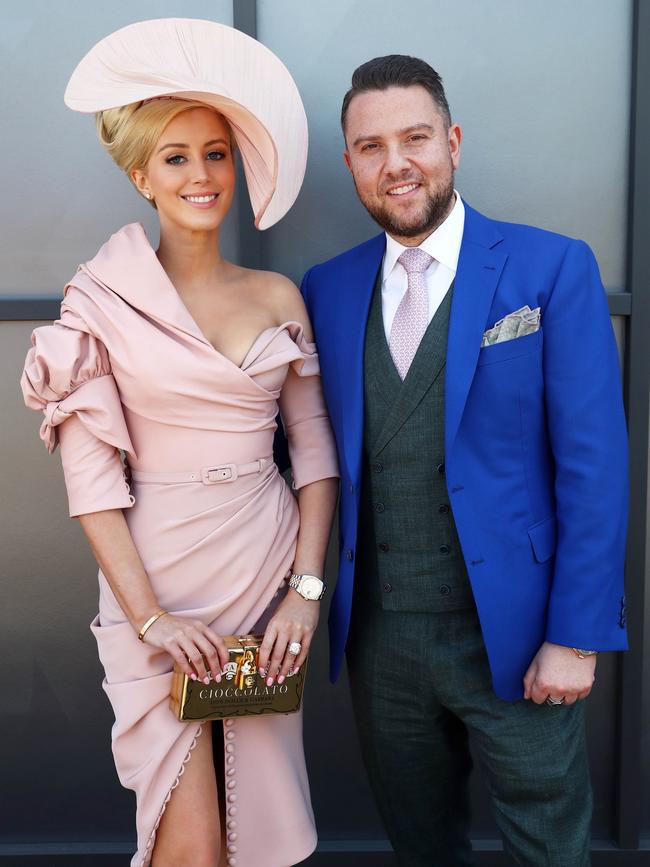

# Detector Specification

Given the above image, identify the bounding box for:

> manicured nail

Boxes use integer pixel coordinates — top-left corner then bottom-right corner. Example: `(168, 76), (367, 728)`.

(278, 675), (285, 685)
(215, 673), (222, 683)
(295, 666), (300, 675)
(203, 676), (210, 685)
(266, 676), (274, 686)
(259, 667), (266, 677)
(190, 673), (197, 681)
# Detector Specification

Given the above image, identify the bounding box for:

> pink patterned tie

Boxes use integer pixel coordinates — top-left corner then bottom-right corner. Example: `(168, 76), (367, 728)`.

(389, 247), (434, 379)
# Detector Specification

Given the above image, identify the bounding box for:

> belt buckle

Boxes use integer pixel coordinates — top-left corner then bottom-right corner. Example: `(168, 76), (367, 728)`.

(202, 464), (238, 484)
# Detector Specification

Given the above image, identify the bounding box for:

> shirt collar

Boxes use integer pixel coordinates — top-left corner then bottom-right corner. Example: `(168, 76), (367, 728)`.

(383, 191), (465, 280)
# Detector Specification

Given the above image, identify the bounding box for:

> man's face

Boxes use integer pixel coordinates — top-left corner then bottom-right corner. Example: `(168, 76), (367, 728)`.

(343, 85), (461, 245)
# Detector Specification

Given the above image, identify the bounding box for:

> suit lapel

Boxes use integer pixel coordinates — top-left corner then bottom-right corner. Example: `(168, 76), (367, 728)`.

(335, 233), (386, 481)
(445, 204), (507, 458)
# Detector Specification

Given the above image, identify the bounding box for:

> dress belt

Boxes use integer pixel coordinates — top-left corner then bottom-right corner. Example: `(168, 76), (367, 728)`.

(129, 456), (274, 486)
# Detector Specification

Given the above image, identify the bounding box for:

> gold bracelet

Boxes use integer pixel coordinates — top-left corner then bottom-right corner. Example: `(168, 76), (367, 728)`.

(138, 609), (168, 642)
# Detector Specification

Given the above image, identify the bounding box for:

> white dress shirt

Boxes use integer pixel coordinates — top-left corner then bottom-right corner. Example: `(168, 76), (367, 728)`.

(381, 192), (466, 341)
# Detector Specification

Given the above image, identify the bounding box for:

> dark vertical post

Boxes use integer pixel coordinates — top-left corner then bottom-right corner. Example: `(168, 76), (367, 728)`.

(615, 0), (650, 849)
(232, 0), (264, 270)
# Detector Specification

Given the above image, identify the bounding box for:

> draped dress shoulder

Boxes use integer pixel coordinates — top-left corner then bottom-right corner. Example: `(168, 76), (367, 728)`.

(21, 223), (339, 867)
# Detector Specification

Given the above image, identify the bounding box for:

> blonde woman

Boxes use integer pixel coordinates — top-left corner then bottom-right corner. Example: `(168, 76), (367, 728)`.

(21, 19), (338, 867)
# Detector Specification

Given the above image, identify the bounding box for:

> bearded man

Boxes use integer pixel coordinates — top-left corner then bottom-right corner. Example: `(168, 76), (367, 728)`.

(301, 55), (628, 865)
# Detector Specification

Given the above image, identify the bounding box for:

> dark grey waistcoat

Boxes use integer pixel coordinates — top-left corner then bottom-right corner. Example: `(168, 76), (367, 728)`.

(356, 273), (475, 612)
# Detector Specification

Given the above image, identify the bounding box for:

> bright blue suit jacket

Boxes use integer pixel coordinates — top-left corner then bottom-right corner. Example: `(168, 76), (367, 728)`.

(301, 201), (629, 701)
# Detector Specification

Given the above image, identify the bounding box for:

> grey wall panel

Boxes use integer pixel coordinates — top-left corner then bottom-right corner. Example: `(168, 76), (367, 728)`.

(1, 322), (133, 841)
(257, 0), (631, 289)
(612, 315), (626, 374)
(0, 0), (235, 296)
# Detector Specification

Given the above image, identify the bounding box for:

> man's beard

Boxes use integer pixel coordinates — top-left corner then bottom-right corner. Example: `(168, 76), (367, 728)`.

(356, 174), (455, 239)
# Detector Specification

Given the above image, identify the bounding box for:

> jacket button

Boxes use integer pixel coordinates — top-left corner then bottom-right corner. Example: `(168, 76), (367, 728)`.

(372, 463), (383, 473)
(378, 542), (389, 552)
(347, 549), (354, 561)
(439, 545), (450, 555)
(383, 583), (392, 593)
(437, 462), (445, 475)
(375, 502), (385, 513)
(438, 504), (450, 514)
(439, 584), (451, 595)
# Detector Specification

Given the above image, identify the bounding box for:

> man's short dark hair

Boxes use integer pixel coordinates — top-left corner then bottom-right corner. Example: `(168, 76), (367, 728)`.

(341, 54), (451, 135)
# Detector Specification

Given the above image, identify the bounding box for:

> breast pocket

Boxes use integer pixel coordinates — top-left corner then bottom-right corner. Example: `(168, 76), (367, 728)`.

(477, 328), (543, 367)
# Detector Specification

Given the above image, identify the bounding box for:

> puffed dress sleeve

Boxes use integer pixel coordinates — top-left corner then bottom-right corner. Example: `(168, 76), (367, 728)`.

(20, 306), (136, 517)
(277, 329), (339, 490)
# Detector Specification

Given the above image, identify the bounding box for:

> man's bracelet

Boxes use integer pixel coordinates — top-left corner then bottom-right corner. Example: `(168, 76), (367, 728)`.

(138, 609), (168, 641)
(572, 647), (599, 659)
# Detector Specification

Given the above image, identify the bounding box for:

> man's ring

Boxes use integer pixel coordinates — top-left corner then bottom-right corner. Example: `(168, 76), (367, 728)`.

(546, 695), (565, 706)
(288, 641), (301, 656)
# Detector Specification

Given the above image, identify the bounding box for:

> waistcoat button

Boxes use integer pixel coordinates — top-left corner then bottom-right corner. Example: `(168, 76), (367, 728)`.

(375, 502), (385, 513)
(440, 584), (451, 595)
(372, 462), (383, 473)
(383, 583), (392, 593)
(438, 504), (450, 514)
(439, 545), (450, 555)
(379, 542), (389, 552)
(437, 462), (445, 475)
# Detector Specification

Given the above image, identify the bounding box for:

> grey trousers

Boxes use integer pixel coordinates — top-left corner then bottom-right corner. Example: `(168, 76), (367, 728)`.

(346, 602), (592, 867)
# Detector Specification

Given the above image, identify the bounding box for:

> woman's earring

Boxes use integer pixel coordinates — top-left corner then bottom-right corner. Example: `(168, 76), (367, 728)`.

(144, 192), (152, 200)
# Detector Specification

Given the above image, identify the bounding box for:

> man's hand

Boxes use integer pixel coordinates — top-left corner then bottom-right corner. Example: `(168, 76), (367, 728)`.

(523, 641), (597, 705)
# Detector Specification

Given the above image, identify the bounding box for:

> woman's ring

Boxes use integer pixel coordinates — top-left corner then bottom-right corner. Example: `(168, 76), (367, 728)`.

(546, 695), (565, 706)
(288, 641), (302, 656)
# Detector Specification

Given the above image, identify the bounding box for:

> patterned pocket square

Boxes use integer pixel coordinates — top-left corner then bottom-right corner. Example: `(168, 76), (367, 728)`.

(481, 306), (541, 348)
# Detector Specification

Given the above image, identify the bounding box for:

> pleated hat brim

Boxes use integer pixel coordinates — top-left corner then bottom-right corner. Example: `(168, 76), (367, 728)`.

(64, 18), (308, 229)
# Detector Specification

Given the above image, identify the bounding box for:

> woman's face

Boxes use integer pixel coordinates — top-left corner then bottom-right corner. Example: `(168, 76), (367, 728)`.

(133, 106), (235, 235)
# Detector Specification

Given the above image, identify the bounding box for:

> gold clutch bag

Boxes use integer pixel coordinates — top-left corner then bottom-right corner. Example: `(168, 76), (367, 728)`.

(169, 634), (307, 721)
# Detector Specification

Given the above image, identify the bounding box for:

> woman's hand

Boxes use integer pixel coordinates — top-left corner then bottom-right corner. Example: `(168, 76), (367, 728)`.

(143, 614), (229, 684)
(257, 592), (320, 685)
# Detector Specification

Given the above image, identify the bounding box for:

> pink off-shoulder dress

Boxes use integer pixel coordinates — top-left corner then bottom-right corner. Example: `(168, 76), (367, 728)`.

(21, 223), (339, 867)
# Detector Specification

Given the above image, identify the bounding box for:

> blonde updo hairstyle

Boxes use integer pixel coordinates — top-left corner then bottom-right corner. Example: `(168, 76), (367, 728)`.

(96, 98), (234, 208)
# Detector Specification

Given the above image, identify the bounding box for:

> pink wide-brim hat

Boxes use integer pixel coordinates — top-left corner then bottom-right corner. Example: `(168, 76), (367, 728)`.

(64, 18), (308, 230)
